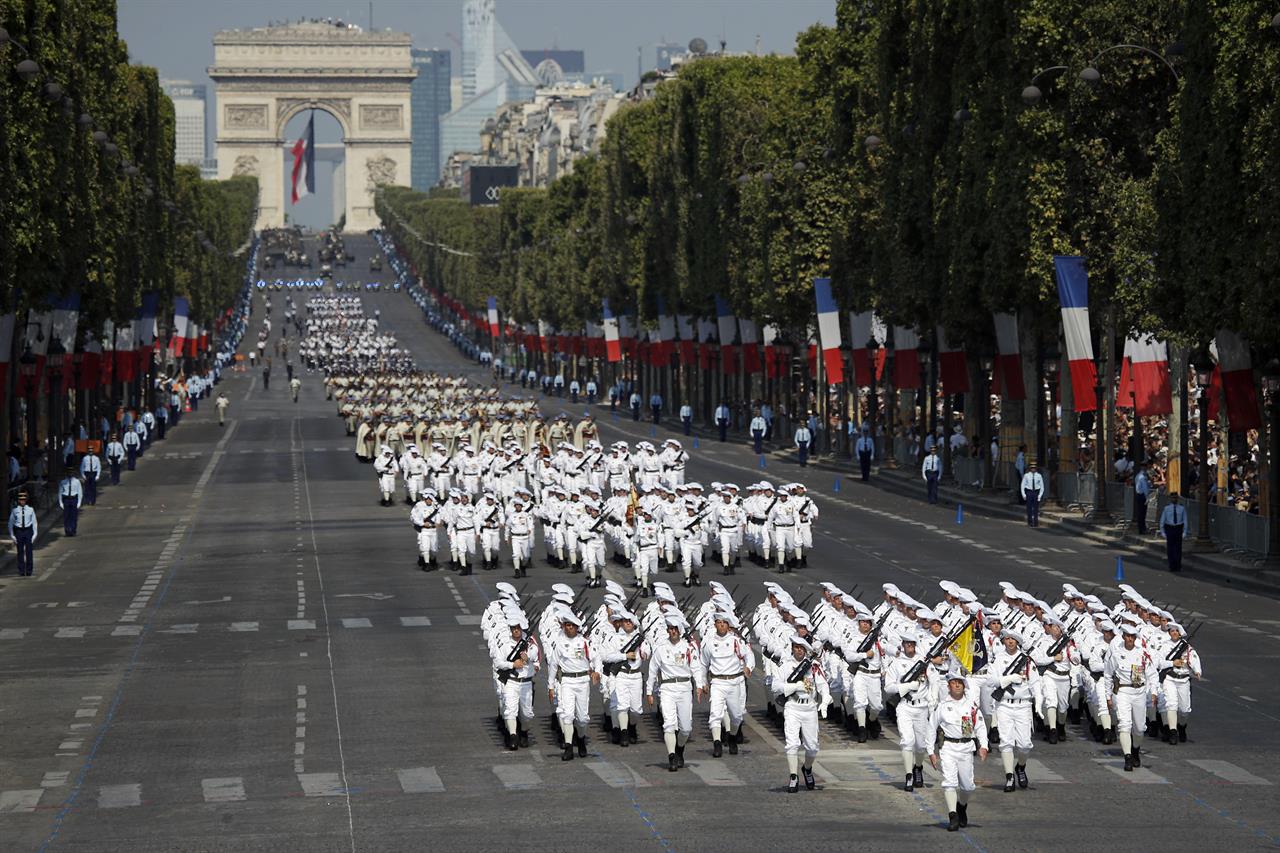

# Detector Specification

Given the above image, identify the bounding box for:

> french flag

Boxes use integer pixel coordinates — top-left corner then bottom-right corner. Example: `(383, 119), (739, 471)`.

(172, 296), (191, 354)
(812, 278), (844, 384)
(714, 295), (737, 374)
(655, 296), (675, 364)
(848, 311), (885, 386)
(585, 320), (605, 358)
(892, 326), (920, 389)
(992, 312), (1025, 400)
(677, 315), (695, 365)
(602, 298), (622, 362)
(1053, 255), (1098, 412)
(763, 324), (783, 379)
(115, 323), (135, 382)
(537, 320), (553, 353)
(936, 327), (970, 392)
(739, 317), (761, 374)
(697, 317), (717, 370)
(187, 322), (200, 358)
(99, 321), (115, 387)
(291, 113), (315, 204)
(1214, 330), (1261, 430)
(1117, 333), (1171, 416)
(486, 297), (500, 337)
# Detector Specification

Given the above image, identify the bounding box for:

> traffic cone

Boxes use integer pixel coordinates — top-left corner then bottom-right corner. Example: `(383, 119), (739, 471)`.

(834, 477), (841, 493)
(956, 503), (964, 525)
(1115, 556), (1125, 581)
(650, 425), (657, 438)
(759, 455), (767, 469)
(693, 438), (699, 449)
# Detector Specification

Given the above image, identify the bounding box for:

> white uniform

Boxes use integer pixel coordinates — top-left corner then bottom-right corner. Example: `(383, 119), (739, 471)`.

(701, 630), (756, 744)
(986, 648), (1041, 777)
(374, 451), (399, 501)
(492, 633), (541, 734)
(647, 635), (706, 756)
(885, 652), (937, 773)
(767, 499), (799, 566)
(775, 655), (831, 771)
(713, 500), (742, 569)
(1105, 641), (1157, 749)
(601, 628), (649, 736)
(409, 498), (441, 562)
(928, 690), (989, 814)
(546, 631), (600, 743)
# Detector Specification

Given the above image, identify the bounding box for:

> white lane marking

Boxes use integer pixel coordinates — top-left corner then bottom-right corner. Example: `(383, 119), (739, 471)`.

(54, 627), (86, 638)
(297, 773), (344, 797)
(1023, 758), (1067, 783)
(98, 783), (142, 807)
(229, 622), (259, 632)
(0, 628), (30, 639)
(160, 624), (199, 634)
(492, 764), (541, 790)
(112, 626), (143, 637)
(0, 790), (43, 813)
(396, 767), (445, 793)
(685, 761), (745, 787)
(1186, 760), (1272, 785)
(202, 777), (247, 802)
(400, 616), (432, 627)
(455, 615), (481, 625)
(1092, 759), (1168, 784)
(340, 618), (372, 629)
(57, 741), (82, 751)
(41, 771), (70, 788)
(585, 761), (651, 789)
(288, 620), (317, 630)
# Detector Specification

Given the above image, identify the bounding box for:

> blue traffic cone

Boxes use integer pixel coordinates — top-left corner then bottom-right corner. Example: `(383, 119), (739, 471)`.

(759, 455), (767, 469)
(1115, 556), (1125, 581)
(650, 425), (657, 438)
(833, 477), (841, 493)
(956, 503), (964, 525)
(693, 438), (699, 449)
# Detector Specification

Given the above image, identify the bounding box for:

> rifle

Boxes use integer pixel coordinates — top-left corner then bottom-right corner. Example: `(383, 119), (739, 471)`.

(414, 504), (441, 531)
(1035, 633), (1072, 675)
(786, 652), (816, 684)
(990, 652), (1032, 702)
(903, 616), (974, 683)
(1158, 637), (1191, 684)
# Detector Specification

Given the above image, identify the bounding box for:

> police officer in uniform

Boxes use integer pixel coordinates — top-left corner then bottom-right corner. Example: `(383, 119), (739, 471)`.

(1159, 493), (1187, 572)
(80, 449), (101, 505)
(1020, 460), (1045, 527)
(922, 446), (941, 504)
(59, 471), (84, 537)
(8, 490), (38, 576)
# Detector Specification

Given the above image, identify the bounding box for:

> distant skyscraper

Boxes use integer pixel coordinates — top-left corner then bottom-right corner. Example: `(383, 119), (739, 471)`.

(521, 49), (585, 84)
(411, 48), (451, 188)
(162, 79), (207, 167)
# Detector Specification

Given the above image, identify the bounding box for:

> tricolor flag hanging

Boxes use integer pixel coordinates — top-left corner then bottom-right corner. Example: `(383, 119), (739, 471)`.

(892, 326), (920, 389)
(115, 323), (135, 383)
(602, 299), (622, 362)
(697, 317), (717, 370)
(763, 324), (784, 379)
(677, 315), (695, 365)
(585, 320), (605, 358)
(1053, 255), (1098, 412)
(51, 293), (80, 391)
(172, 297), (191, 354)
(739, 318), (761, 374)
(848, 311), (887, 386)
(936, 327), (970, 393)
(187, 322), (200, 358)
(486, 297), (500, 337)
(812, 278), (845, 384)
(1117, 333), (1171, 416)
(100, 321), (115, 387)
(82, 330), (102, 390)
(714, 295), (738, 374)
(537, 320), (553, 354)
(291, 113), (315, 204)
(1213, 330), (1261, 430)
(656, 297), (676, 365)
(992, 312), (1026, 401)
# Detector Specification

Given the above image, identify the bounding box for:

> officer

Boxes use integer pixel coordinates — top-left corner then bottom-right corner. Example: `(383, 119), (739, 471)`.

(8, 490), (38, 577)
(679, 403), (693, 435)
(1020, 460), (1045, 527)
(141, 409), (156, 449)
(290, 375), (301, 402)
(794, 421), (812, 467)
(546, 610), (601, 761)
(928, 669), (989, 832)
(649, 391), (663, 424)
(155, 404), (168, 439)
(776, 635), (830, 792)
(700, 611), (754, 756)
(569, 378), (581, 404)
(630, 390), (642, 421)
(1133, 463), (1151, 534)
(586, 379), (598, 405)
(715, 402), (731, 442)
(646, 613), (705, 772)
(59, 471), (84, 537)
(1159, 493), (1187, 572)
(122, 425), (142, 471)
(988, 630), (1039, 791)
(922, 445), (941, 504)
(79, 448), (102, 505)
(216, 392), (230, 426)
(856, 428), (875, 481)
(1105, 623), (1157, 771)
(105, 433), (125, 484)
(750, 410), (767, 454)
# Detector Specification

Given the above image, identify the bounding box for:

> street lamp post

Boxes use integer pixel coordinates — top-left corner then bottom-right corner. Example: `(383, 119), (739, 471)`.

(1044, 340), (1061, 498)
(1191, 344), (1216, 545)
(866, 335), (880, 463)
(1261, 357), (1280, 562)
(47, 337), (66, 478)
(1088, 350), (1110, 521)
(979, 349), (996, 488)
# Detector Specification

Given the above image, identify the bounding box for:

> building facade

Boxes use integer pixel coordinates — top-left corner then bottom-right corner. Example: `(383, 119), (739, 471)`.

(162, 79), (207, 167)
(410, 48), (451, 189)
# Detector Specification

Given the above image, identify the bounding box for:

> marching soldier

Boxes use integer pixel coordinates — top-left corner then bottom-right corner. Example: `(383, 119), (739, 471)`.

(700, 611), (755, 756)
(374, 445), (399, 506)
(1105, 623), (1158, 771)
(491, 608), (540, 750)
(775, 635), (830, 792)
(1156, 621), (1201, 744)
(646, 613), (705, 771)
(409, 489), (442, 570)
(987, 630), (1039, 791)
(546, 610), (601, 761)
(928, 669), (989, 831)
(885, 630), (936, 792)
(600, 610), (649, 746)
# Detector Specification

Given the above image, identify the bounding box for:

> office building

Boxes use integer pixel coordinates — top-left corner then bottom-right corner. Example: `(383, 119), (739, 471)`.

(410, 48), (451, 188)
(162, 79), (207, 167)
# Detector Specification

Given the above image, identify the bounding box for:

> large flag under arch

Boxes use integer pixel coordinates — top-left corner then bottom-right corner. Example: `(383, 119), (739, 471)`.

(291, 114), (315, 205)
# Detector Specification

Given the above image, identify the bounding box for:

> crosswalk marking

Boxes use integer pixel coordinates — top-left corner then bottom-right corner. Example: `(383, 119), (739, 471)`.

(455, 615), (482, 626)
(396, 767), (445, 793)
(41, 771), (70, 788)
(99, 783), (142, 808)
(0, 790), (43, 813)
(492, 763), (541, 790)
(1093, 759), (1168, 784)
(112, 625), (143, 636)
(229, 622), (259, 632)
(685, 761), (745, 787)
(161, 624), (199, 634)
(288, 620), (317, 630)
(400, 616), (432, 627)
(1023, 759), (1068, 783)
(1186, 760), (1272, 785)
(341, 618), (372, 629)
(585, 760), (651, 789)
(0, 628), (28, 640)
(297, 773), (344, 797)
(202, 777), (247, 802)
(54, 627), (86, 638)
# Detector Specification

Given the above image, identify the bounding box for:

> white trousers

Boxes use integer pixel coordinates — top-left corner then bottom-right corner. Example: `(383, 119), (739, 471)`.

(417, 527), (439, 557)
(939, 741), (976, 791)
(452, 529), (476, 558)
(500, 678), (534, 723)
(378, 474), (396, 495)
(784, 703), (819, 756)
(510, 533), (532, 564)
(612, 673), (644, 714)
(581, 539), (606, 578)
(1113, 687), (1149, 734)
(896, 701), (932, 753)
(708, 677), (747, 731)
(850, 670), (884, 716)
(1160, 678), (1192, 715)
(773, 527), (796, 558)
(680, 540), (703, 578)
(480, 527), (501, 557)
(555, 676), (592, 726)
(995, 701), (1034, 752)
(658, 683), (693, 734)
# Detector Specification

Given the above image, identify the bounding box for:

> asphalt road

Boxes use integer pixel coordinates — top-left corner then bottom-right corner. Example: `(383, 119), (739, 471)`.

(2, 234), (1278, 853)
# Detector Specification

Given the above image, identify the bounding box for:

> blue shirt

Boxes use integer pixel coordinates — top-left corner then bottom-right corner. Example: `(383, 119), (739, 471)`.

(1134, 472), (1150, 497)
(1159, 503), (1186, 531)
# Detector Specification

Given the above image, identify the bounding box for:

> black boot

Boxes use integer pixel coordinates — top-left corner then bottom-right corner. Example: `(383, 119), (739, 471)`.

(1178, 724), (1187, 743)
(602, 713), (612, 734)
(957, 803), (968, 828)
(1057, 722), (1066, 741)
(855, 723), (867, 744)
(1166, 727), (1178, 745)
(1123, 753), (1134, 772)
(628, 724), (638, 745)
(1004, 773), (1015, 792)
(727, 731), (739, 755)
(905, 773), (915, 792)
(675, 744), (685, 768)
(988, 726), (1000, 745)
(506, 732), (518, 751)
(788, 773), (799, 793)
(912, 766), (924, 789)
(576, 734), (588, 757)
(1047, 726), (1058, 744)
(1132, 747), (1141, 768)
(518, 726), (529, 748)
(1015, 764), (1028, 789)
(802, 766), (815, 790)
(713, 740), (723, 758)
(947, 812), (960, 832)
(562, 743), (574, 761)
(668, 753), (678, 772)
(611, 726), (622, 745)
(869, 719), (882, 739)
(417, 555), (426, 568)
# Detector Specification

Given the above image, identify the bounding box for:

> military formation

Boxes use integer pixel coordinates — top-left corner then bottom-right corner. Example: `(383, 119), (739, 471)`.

(483, 577), (1201, 831)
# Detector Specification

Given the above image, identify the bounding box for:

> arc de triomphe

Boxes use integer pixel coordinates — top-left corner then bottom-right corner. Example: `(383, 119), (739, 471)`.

(210, 22), (414, 232)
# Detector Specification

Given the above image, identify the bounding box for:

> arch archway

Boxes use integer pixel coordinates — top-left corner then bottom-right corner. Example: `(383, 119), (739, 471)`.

(210, 21), (414, 232)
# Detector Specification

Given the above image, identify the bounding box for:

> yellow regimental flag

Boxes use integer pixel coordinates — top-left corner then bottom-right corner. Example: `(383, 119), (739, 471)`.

(948, 621), (977, 674)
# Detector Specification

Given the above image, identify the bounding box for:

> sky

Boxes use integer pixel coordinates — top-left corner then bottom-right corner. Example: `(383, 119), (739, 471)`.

(118, 0), (835, 229)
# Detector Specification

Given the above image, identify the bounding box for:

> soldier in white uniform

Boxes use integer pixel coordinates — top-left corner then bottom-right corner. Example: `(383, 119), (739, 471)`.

(451, 492), (478, 575)
(576, 501), (608, 587)
(928, 669), (990, 832)
(409, 490), (442, 570)
(632, 508), (661, 597)
(712, 490), (743, 574)
(646, 614), (706, 771)
(767, 490), (800, 572)
(792, 484), (817, 568)
(401, 445), (427, 503)
(700, 611), (755, 757)
(505, 496), (535, 578)
(477, 491), (505, 571)
(884, 630), (937, 791)
(546, 610), (601, 761)
(1105, 623), (1158, 771)
(987, 630), (1040, 791)
(1156, 621), (1201, 745)
(374, 445), (399, 506)
(775, 635), (831, 792)
(491, 608), (541, 750)
(677, 501), (708, 586)
(600, 610), (649, 747)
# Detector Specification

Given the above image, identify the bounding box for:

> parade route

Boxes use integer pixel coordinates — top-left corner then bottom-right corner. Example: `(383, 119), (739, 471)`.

(3, 236), (1278, 853)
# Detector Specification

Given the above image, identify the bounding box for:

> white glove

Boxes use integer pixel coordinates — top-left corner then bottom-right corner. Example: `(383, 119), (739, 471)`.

(897, 681), (918, 695)
(998, 674), (1019, 688)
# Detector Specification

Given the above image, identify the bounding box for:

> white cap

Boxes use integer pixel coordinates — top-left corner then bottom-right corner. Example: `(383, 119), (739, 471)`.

(1120, 623), (1140, 637)
(1001, 630), (1026, 646)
